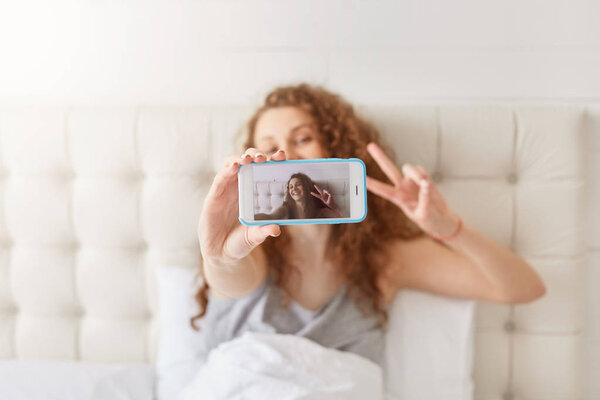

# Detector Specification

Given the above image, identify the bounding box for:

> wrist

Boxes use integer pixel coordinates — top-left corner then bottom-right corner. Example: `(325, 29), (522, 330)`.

(203, 251), (241, 271)
(427, 213), (463, 242)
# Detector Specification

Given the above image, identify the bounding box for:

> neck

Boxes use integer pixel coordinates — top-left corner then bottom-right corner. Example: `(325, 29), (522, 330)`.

(294, 199), (305, 217)
(287, 223), (331, 244)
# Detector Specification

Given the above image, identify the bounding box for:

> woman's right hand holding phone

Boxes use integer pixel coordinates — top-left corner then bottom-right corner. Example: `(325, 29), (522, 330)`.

(198, 148), (286, 269)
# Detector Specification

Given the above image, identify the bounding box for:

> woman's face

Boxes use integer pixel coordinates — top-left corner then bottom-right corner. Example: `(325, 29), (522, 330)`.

(288, 177), (304, 201)
(253, 107), (328, 160)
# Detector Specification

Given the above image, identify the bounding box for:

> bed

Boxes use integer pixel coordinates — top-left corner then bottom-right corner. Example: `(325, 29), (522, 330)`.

(0, 104), (588, 399)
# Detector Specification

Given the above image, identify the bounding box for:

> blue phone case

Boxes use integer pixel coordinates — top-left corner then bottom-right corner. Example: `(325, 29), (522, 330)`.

(238, 158), (367, 226)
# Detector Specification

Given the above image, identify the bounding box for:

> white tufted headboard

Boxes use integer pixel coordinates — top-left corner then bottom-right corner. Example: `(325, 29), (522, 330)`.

(0, 105), (587, 400)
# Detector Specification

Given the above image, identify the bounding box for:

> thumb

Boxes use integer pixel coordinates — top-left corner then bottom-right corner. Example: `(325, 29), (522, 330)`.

(224, 224), (281, 260)
(253, 224), (281, 240)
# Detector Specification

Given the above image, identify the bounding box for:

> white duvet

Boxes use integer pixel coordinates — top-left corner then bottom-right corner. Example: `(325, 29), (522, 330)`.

(0, 360), (154, 400)
(177, 332), (383, 400)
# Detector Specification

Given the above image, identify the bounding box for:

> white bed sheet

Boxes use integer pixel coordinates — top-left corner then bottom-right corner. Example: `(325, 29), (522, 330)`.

(178, 331), (383, 400)
(0, 360), (155, 400)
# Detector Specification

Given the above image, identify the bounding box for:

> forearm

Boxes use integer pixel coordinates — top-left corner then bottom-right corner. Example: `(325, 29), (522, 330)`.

(255, 206), (287, 220)
(327, 200), (342, 218)
(202, 251), (266, 298)
(440, 213), (546, 302)
(331, 203), (342, 217)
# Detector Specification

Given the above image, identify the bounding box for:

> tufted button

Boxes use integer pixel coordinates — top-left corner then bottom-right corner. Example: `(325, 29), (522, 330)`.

(125, 171), (144, 181)
(64, 171), (76, 180)
(132, 171), (146, 181)
(71, 241), (81, 251)
(431, 171), (443, 183)
(138, 242), (149, 251)
(502, 390), (514, 400)
(504, 320), (516, 332)
(506, 172), (518, 184)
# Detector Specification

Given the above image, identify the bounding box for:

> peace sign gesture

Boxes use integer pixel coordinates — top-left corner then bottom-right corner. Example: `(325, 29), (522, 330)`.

(365, 142), (461, 239)
(310, 184), (338, 211)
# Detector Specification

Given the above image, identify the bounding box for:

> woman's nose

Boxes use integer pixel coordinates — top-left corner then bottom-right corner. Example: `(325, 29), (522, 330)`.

(281, 146), (301, 160)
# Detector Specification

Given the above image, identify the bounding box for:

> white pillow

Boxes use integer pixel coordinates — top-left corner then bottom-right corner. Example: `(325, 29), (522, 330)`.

(384, 289), (475, 400)
(155, 265), (207, 400)
(155, 265), (475, 400)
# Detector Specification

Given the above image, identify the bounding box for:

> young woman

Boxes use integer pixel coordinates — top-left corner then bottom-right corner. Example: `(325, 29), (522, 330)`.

(193, 83), (546, 365)
(254, 172), (342, 220)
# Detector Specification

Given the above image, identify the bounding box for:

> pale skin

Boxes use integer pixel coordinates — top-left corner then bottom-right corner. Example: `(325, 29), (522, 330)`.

(198, 106), (546, 311)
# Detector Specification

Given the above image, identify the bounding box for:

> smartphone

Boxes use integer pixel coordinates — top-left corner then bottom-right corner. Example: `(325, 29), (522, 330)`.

(238, 158), (367, 225)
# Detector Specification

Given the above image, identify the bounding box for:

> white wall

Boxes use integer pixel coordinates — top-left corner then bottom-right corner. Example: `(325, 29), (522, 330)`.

(2, 0), (600, 106)
(0, 1), (598, 398)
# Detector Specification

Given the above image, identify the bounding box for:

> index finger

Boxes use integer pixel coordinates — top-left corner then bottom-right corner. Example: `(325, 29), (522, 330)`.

(268, 149), (287, 162)
(366, 142), (403, 186)
(401, 163), (429, 186)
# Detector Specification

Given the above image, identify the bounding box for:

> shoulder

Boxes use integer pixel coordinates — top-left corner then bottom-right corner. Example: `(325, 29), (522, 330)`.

(271, 205), (289, 219)
(376, 235), (459, 303)
(375, 237), (419, 303)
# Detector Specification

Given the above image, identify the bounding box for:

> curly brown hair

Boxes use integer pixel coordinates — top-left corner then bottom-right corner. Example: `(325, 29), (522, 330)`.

(191, 83), (424, 330)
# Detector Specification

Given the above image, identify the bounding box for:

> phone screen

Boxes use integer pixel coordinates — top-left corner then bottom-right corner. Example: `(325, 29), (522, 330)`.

(238, 159), (366, 225)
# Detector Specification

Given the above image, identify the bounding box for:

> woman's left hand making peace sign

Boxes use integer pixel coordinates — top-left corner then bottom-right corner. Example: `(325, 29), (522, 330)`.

(365, 142), (461, 240)
(311, 184), (338, 211)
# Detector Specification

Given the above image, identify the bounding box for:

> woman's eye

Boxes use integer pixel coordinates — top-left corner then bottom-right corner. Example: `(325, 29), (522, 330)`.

(296, 137), (311, 145)
(265, 147), (278, 155)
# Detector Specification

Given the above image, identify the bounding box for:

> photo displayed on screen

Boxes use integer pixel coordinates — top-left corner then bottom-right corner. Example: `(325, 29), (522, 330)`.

(253, 163), (350, 220)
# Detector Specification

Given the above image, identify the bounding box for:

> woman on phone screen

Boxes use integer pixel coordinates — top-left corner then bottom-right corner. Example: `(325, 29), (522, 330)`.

(255, 172), (342, 220)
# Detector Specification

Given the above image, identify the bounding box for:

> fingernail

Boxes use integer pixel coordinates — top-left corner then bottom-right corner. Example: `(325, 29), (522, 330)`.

(420, 179), (429, 186)
(256, 152), (265, 158)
